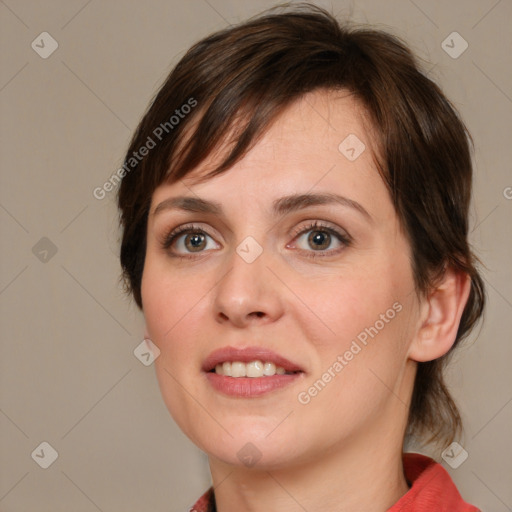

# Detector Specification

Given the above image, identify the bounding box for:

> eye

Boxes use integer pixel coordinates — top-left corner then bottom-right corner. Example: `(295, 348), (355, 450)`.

(290, 221), (351, 258)
(161, 221), (351, 260)
(162, 223), (219, 257)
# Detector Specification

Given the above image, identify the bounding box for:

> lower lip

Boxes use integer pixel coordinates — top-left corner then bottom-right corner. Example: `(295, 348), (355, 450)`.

(205, 372), (304, 397)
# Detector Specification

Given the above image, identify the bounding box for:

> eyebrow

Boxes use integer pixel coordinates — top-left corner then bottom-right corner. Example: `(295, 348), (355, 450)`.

(152, 193), (372, 222)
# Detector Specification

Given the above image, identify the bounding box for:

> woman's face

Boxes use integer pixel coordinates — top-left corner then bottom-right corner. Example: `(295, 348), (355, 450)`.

(142, 90), (422, 469)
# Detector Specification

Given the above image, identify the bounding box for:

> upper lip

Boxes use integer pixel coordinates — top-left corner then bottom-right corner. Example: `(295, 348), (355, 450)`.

(202, 346), (304, 373)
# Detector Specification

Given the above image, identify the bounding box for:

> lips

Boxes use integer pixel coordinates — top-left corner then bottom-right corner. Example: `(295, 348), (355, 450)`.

(202, 346), (304, 374)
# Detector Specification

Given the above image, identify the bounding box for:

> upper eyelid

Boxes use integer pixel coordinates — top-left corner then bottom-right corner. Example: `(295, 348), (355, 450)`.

(160, 223), (214, 248)
(291, 220), (349, 239)
(165, 220), (344, 238)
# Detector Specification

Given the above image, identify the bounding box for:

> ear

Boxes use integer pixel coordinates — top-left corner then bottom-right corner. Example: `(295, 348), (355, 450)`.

(408, 266), (471, 362)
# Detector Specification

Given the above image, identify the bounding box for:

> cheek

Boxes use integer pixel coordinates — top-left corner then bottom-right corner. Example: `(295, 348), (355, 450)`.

(141, 264), (171, 344)
(141, 262), (211, 441)
(141, 257), (219, 384)
(302, 264), (403, 348)
(297, 297), (413, 438)
(300, 254), (414, 393)
(142, 255), (204, 341)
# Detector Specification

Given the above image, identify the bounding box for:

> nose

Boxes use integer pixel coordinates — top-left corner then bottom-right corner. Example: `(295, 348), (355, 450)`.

(213, 246), (285, 328)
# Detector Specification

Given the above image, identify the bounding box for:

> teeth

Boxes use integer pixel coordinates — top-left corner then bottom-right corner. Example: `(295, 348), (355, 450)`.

(213, 360), (292, 377)
(231, 361), (246, 377)
(263, 362), (276, 376)
(246, 360), (262, 377)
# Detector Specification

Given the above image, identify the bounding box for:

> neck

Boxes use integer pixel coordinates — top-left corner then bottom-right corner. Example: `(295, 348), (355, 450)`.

(209, 429), (410, 512)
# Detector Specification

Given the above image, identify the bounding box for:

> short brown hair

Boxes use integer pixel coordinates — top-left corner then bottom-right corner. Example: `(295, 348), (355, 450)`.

(117, 2), (485, 448)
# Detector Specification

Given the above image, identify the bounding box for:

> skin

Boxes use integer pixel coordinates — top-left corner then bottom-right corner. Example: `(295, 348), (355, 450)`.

(141, 90), (470, 512)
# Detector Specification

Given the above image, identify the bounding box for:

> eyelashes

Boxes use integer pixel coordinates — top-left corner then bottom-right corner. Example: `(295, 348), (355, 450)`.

(161, 220), (352, 260)
(161, 223), (209, 249)
(161, 223), (217, 255)
(289, 221), (351, 259)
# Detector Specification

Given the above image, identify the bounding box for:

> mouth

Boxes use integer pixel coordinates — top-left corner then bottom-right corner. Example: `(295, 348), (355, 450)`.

(202, 346), (305, 397)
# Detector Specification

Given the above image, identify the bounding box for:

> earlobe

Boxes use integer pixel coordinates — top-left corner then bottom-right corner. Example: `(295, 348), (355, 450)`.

(408, 267), (471, 363)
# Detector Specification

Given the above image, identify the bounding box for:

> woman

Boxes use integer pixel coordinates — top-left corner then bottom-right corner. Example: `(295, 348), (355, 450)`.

(117, 3), (485, 511)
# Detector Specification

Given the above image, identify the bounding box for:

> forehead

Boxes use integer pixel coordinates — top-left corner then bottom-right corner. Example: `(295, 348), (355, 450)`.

(165, 88), (376, 177)
(185, 90), (374, 173)
(151, 89), (389, 220)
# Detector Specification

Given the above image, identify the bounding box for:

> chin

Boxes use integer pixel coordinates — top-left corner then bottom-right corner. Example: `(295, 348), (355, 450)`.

(206, 441), (299, 471)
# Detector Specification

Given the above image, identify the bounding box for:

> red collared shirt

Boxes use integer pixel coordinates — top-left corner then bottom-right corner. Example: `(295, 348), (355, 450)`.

(189, 453), (480, 511)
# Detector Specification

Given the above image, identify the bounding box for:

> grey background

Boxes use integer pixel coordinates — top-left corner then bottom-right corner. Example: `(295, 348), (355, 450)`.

(0, 0), (511, 510)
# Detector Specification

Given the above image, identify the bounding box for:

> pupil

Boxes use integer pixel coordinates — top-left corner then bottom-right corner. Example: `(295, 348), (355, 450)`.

(187, 233), (205, 251)
(309, 231), (329, 250)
